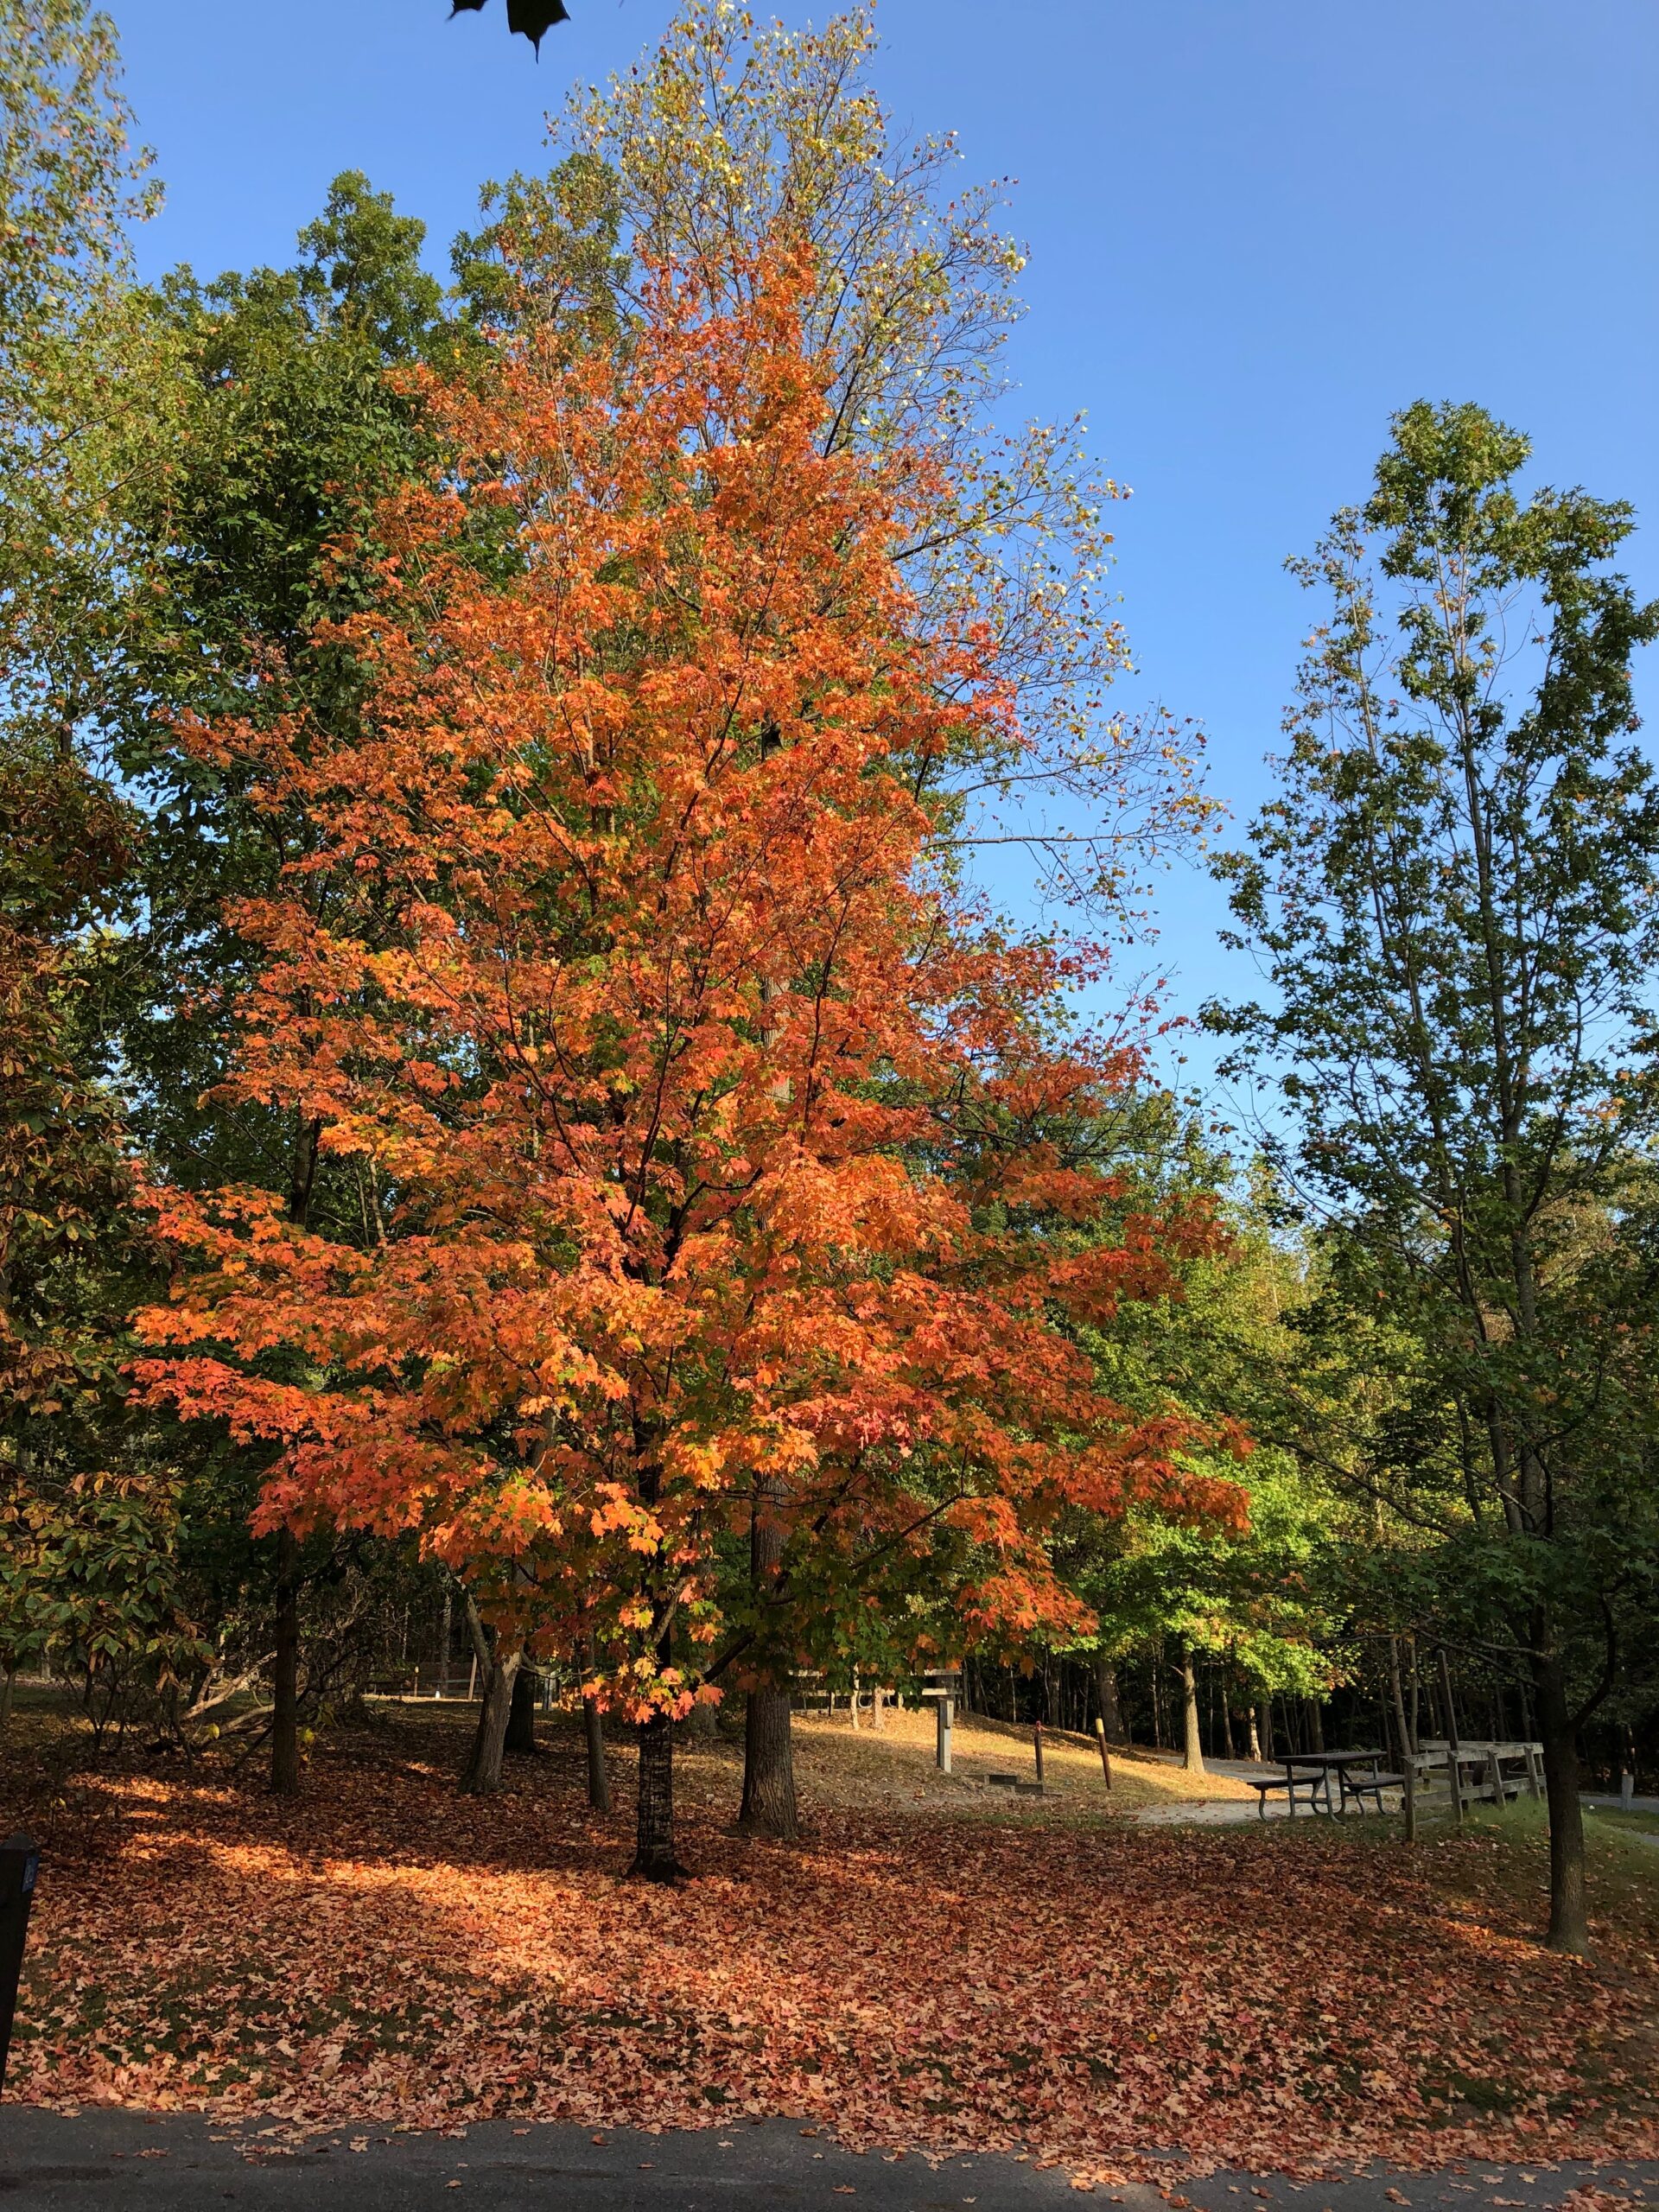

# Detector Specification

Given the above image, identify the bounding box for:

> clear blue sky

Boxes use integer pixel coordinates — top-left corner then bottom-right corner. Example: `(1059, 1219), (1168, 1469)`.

(109, 0), (1659, 1096)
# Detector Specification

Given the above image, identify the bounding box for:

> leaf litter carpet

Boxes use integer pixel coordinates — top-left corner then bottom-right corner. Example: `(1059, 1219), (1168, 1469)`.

(10, 1725), (1658, 2186)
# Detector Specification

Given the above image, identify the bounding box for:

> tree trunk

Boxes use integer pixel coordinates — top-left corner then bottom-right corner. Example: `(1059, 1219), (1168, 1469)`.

(582, 1646), (612, 1812)
(1307, 1697), (1325, 1752)
(1387, 1637), (1409, 1762)
(505, 1662), (538, 1754)
(1092, 1652), (1127, 1744)
(738, 1681), (798, 1840)
(1179, 1645), (1205, 1774)
(1388, 1637), (1417, 1844)
(737, 1479), (798, 1840)
(1535, 1639), (1589, 1954)
(629, 1711), (685, 1879)
(1248, 1703), (1263, 1760)
(460, 1643), (521, 1795)
(270, 1528), (302, 1797)
(268, 1109), (319, 1800)
(1407, 1637), (1421, 1751)
(1438, 1646), (1460, 1751)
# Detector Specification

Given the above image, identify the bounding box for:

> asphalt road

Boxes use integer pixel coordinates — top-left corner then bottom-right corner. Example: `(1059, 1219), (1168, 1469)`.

(0, 2113), (1653, 2212)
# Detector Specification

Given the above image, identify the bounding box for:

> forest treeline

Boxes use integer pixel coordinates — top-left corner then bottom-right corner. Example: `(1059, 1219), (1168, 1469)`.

(3, 0), (1656, 1953)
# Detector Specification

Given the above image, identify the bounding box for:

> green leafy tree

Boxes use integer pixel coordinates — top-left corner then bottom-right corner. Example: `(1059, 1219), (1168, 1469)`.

(70, 173), (455, 1792)
(1211, 401), (1659, 1951)
(1064, 1156), (1338, 1769)
(0, 1), (190, 1741)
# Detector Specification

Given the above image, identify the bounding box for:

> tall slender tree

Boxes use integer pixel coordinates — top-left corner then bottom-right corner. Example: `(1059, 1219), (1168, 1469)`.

(1211, 401), (1659, 1951)
(453, 0), (1216, 1830)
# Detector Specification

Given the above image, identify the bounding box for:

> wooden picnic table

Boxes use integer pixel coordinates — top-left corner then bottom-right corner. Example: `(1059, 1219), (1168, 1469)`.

(1246, 1749), (1390, 1818)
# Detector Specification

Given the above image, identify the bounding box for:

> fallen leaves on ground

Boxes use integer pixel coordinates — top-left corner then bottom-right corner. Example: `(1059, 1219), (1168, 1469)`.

(7, 1711), (1657, 2183)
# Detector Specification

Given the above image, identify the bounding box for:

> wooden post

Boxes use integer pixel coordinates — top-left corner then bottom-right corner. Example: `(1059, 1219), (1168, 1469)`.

(1402, 1751), (1418, 1845)
(1525, 1744), (1543, 1800)
(1446, 1747), (1465, 1825)
(1486, 1747), (1504, 1808)
(936, 1695), (953, 1774)
(1033, 1721), (1045, 1789)
(1093, 1717), (1113, 1789)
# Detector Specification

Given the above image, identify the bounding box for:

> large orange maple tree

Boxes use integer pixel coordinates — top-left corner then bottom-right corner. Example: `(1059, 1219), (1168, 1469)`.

(135, 259), (1243, 1875)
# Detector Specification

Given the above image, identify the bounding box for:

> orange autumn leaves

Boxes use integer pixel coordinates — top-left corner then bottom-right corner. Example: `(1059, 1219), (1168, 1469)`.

(133, 256), (1243, 1721)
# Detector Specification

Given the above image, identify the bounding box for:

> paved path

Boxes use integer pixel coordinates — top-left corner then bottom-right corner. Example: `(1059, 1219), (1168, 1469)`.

(0, 2113), (1653, 2212)
(1135, 1775), (1659, 1832)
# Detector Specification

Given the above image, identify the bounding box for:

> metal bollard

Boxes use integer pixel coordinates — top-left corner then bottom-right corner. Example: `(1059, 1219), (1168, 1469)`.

(0, 1834), (41, 2099)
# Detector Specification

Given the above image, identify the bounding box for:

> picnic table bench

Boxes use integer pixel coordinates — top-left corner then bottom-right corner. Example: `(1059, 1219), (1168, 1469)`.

(1244, 1766), (1331, 1818)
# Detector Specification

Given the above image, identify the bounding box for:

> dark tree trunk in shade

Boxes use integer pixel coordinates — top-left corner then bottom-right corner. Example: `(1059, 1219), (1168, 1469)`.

(737, 1484), (798, 1840)
(629, 1712), (685, 1880)
(1256, 1699), (1273, 1759)
(1307, 1697), (1325, 1752)
(1535, 1635), (1589, 1954)
(584, 1689), (612, 1812)
(1438, 1646), (1460, 1750)
(1093, 1652), (1127, 1744)
(1388, 1637), (1418, 1845)
(1179, 1645), (1205, 1774)
(460, 1645), (521, 1794)
(505, 1662), (538, 1754)
(577, 1636), (611, 1811)
(270, 1528), (302, 1797)
(270, 1114), (319, 1802)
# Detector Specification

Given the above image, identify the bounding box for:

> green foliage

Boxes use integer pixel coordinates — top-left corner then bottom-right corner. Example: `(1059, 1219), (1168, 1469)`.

(105, 171), (452, 1198)
(1064, 1154), (1340, 1697)
(1211, 404), (1659, 1916)
(0, 1474), (207, 1736)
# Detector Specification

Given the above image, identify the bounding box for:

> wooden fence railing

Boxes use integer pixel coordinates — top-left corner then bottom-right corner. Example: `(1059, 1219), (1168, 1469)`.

(1406, 1739), (1543, 1826)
